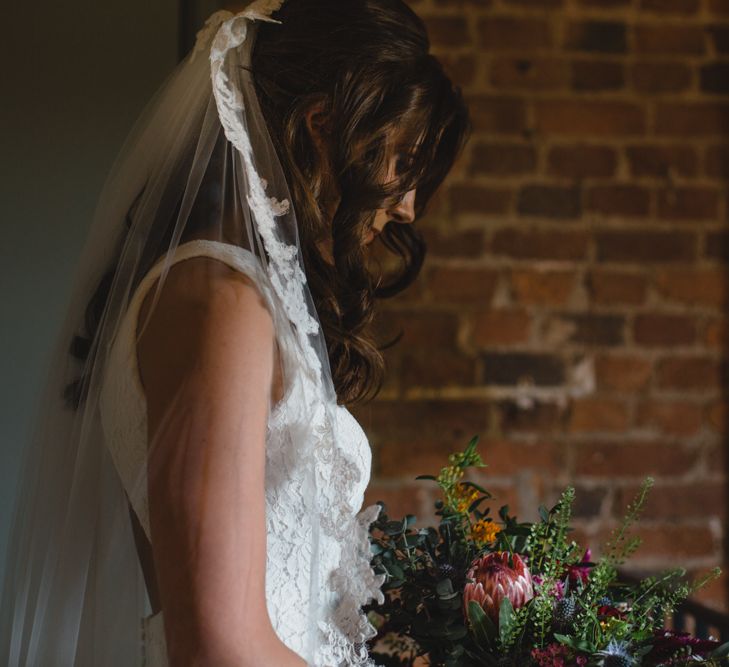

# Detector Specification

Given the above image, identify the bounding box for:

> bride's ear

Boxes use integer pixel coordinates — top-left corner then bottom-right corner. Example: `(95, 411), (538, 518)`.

(304, 99), (338, 204)
(304, 99), (333, 154)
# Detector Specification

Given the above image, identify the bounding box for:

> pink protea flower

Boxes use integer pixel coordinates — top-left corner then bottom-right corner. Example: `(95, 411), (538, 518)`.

(462, 551), (534, 624)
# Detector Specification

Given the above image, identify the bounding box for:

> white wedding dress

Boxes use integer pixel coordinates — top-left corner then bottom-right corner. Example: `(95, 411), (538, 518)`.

(98, 239), (385, 666)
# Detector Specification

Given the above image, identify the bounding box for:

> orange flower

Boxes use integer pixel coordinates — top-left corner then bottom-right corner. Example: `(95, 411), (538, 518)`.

(470, 519), (501, 546)
(452, 482), (479, 514)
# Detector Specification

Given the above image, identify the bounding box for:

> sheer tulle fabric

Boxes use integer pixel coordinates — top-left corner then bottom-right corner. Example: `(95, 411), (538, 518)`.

(0, 2), (384, 665)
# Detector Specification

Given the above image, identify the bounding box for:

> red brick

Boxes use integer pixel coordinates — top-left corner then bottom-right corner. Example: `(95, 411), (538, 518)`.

(596, 230), (696, 262)
(586, 184), (651, 217)
(477, 483), (523, 523)
(466, 95), (528, 134)
(687, 569), (728, 612)
(503, 0), (563, 5)
(626, 144), (699, 178)
(490, 57), (569, 91)
(510, 269), (575, 305)
(517, 184), (581, 219)
(614, 482), (725, 521)
(427, 266), (499, 304)
(705, 231), (729, 261)
(399, 348), (476, 389)
(588, 270), (648, 305)
(699, 63), (729, 94)
(472, 309), (531, 346)
(640, 0), (700, 13)
(377, 435), (490, 479)
(564, 20), (627, 53)
(482, 352), (565, 386)
(656, 103), (729, 136)
(478, 16), (553, 50)
(384, 311), (459, 347)
(363, 483), (432, 519)
(547, 145), (617, 178)
(630, 525), (716, 560)
(497, 400), (564, 434)
(709, 25), (729, 53)
(572, 485), (609, 519)
(450, 185), (512, 215)
(707, 438), (726, 470)
(579, 0), (629, 5)
(657, 186), (719, 220)
(654, 268), (729, 307)
(359, 400), (491, 446)
(469, 142), (537, 176)
(631, 61), (692, 93)
(433, 0), (494, 5)
(574, 440), (700, 477)
(633, 314), (696, 346)
(569, 398), (630, 432)
(656, 356), (724, 390)
(438, 54), (478, 87)
(706, 318), (728, 348)
(709, 0), (729, 13)
(423, 16), (471, 48)
(476, 439), (565, 477)
(705, 144), (729, 179)
(595, 355), (653, 392)
(535, 100), (645, 136)
(635, 399), (703, 436)
(707, 400), (728, 431)
(546, 313), (625, 346)
(490, 228), (589, 261)
(421, 227), (485, 259)
(571, 60), (625, 91)
(634, 24), (706, 55)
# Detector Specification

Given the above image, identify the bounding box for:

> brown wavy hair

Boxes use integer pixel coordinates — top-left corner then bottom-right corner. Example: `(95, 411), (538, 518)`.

(251, 0), (470, 403)
(65, 0), (469, 409)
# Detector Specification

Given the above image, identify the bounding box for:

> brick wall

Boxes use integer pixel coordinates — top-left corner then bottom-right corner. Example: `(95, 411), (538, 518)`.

(357, 0), (729, 611)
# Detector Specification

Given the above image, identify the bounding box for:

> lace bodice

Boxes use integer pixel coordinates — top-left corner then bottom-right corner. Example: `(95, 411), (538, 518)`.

(99, 240), (385, 666)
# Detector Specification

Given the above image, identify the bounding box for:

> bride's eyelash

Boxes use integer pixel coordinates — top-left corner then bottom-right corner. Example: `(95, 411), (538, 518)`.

(395, 152), (417, 174)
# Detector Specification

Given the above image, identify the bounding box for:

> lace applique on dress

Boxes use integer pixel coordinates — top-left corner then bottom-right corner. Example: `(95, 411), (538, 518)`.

(99, 240), (385, 667)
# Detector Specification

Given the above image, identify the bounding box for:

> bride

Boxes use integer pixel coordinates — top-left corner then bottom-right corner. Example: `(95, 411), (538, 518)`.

(0, 0), (469, 665)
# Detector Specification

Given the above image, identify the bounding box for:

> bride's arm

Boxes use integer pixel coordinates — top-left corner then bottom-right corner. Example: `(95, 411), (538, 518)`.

(137, 258), (306, 667)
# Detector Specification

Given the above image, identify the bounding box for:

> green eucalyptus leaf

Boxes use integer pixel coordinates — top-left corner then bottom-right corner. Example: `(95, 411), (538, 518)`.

(467, 600), (496, 649)
(436, 578), (455, 597)
(711, 642), (729, 658)
(415, 474), (437, 481)
(498, 597), (514, 644)
(384, 520), (405, 535)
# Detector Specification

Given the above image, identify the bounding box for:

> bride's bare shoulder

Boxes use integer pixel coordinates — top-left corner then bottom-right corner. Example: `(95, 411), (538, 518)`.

(146, 253), (269, 314)
(136, 254), (276, 400)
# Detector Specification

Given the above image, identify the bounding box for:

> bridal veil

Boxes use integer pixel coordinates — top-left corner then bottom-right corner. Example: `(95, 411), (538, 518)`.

(0, 1), (372, 664)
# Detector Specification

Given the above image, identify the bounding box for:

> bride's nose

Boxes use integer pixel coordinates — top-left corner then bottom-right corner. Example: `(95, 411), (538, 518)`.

(388, 189), (416, 224)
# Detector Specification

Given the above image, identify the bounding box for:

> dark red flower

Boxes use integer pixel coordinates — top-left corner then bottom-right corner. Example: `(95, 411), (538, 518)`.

(645, 629), (720, 662)
(597, 605), (625, 620)
(564, 548), (593, 586)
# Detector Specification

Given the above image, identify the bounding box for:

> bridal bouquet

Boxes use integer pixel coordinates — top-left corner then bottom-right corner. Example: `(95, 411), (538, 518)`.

(364, 437), (727, 667)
